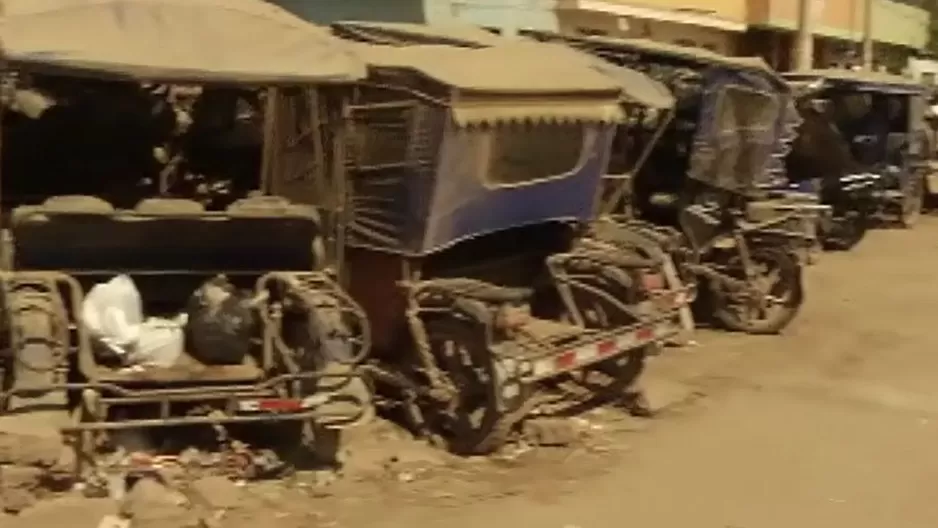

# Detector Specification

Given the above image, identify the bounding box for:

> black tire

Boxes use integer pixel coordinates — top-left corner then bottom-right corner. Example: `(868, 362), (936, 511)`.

(422, 319), (509, 456)
(821, 212), (867, 251)
(712, 246), (804, 335)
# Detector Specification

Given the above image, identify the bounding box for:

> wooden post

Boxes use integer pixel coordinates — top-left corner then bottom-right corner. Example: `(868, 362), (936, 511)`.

(795, 0), (815, 71)
(862, 0), (874, 70)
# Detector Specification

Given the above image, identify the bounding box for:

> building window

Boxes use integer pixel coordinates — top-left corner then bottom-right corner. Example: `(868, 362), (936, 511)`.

(352, 105), (413, 169)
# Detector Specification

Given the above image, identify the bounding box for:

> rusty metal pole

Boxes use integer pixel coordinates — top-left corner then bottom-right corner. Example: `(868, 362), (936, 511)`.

(795, 0), (815, 71)
(862, 0), (874, 70)
(0, 0), (6, 245)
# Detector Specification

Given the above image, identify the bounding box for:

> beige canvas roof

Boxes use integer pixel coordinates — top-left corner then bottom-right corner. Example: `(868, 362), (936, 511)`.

(784, 69), (923, 90)
(0, 0), (366, 83)
(340, 26), (674, 109)
(352, 42), (625, 95)
(585, 59), (675, 109)
(352, 42), (628, 125)
(333, 20), (512, 48)
(526, 31), (777, 77)
(608, 37), (774, 74)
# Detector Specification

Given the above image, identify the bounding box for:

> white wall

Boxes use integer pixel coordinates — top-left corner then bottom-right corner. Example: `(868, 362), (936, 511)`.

(425, 0), (560, 33)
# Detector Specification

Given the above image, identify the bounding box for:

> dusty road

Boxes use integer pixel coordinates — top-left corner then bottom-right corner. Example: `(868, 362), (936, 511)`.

(6, 217), (938, 528)
(324, 217), (938, 528)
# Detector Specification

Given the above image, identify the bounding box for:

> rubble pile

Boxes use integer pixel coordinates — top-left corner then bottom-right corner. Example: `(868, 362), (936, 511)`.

(0, 428), (75, 515)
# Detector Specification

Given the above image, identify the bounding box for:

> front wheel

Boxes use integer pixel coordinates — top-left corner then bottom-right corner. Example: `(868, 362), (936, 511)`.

(821, 210), (867, 251)
(712, 246), (804, 335)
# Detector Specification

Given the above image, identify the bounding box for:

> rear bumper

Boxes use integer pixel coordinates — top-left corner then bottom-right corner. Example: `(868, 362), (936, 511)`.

(48, 369), (373, 434)
(234, 370), (372, 428)
(511, 307), (688, 383)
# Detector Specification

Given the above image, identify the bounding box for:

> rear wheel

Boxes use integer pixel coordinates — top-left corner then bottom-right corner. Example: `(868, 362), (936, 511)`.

(712, 246), (804, 335)
(423, 320), (510, 456)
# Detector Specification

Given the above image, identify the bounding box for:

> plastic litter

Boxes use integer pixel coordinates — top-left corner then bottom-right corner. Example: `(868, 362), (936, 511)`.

(81, 274), (184, 368)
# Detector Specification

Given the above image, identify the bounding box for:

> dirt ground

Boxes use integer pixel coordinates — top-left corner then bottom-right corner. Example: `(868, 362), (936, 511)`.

(6, 217), (938, 528)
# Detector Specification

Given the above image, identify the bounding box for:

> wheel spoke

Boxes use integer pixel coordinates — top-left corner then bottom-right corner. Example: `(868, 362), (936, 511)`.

(425, 323), (504, 455)
(765, 268), (782, 288)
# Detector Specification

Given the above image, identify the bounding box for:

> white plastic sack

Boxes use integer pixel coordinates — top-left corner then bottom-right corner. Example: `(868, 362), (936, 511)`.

(131, 317), (185, 368)
(81, 274), (144, 356)
(81, 275), (184, 368)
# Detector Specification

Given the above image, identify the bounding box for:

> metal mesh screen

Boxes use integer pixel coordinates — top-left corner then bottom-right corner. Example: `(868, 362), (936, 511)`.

(265, 88), (331, 207)
(689, 85), (780, 193)
(350, 104), (413, 170)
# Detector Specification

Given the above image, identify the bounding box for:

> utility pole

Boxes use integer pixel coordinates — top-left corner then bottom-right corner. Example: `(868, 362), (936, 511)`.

(795, 0), (814, 71)
(862, 0), (874, 70)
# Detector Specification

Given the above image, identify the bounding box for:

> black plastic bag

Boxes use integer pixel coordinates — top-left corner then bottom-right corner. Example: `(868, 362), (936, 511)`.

(185, 277), (256, 365)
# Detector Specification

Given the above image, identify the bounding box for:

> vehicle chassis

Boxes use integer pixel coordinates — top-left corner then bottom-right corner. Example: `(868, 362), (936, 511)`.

(0, 266), (371, 472)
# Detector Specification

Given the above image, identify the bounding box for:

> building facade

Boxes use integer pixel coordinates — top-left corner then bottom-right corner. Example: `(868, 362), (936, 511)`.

(268, 0), (929, 71)
(554, 0), (748, 54)
(743, 0), (930, 71)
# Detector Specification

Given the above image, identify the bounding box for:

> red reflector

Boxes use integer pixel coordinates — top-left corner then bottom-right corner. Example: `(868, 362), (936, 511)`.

(128, 452), (154, 468)
(257, 399), (302, 412)
(597, 340), (616, 355)
(641, 273), (665, 291)
(636, 326), (654, 341)
(555, 350), (577, 369)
